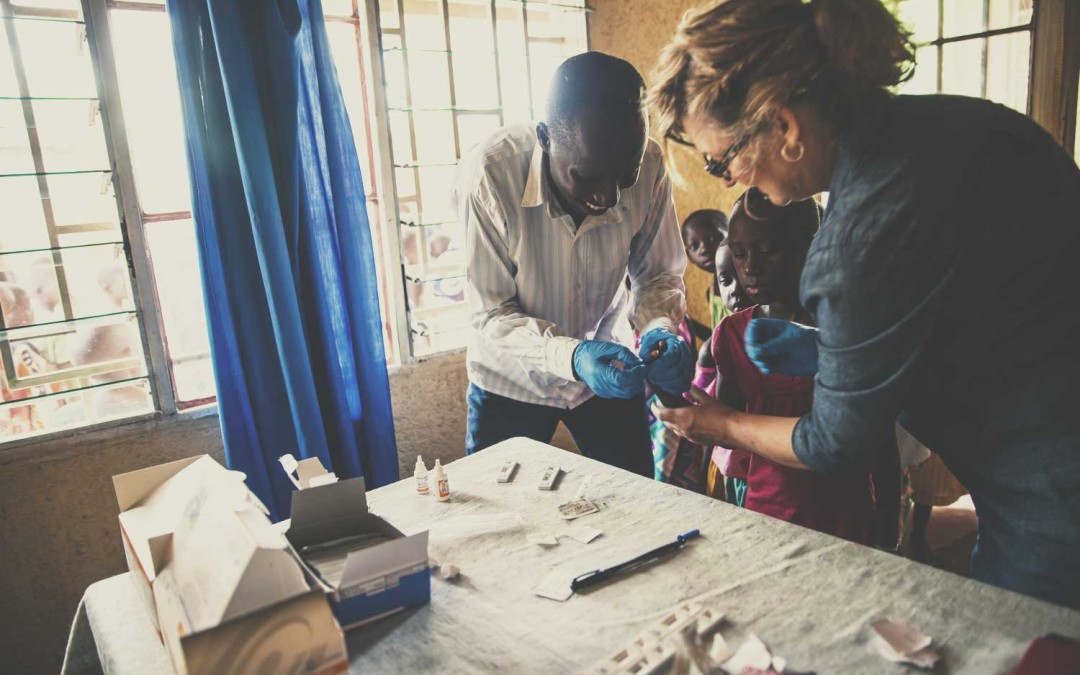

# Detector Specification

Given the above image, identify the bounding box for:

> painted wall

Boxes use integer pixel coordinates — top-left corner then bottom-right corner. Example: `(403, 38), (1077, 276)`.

(0, 352), (577, 674)
(590, 0), (741, 338)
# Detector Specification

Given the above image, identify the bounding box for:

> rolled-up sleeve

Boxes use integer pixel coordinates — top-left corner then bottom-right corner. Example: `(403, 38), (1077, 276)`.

(793, 195), (955, 477)
(626, 162), (687, 336)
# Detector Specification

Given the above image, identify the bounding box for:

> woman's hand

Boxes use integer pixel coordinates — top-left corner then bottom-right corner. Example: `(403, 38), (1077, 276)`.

(651, 386), (736, 446)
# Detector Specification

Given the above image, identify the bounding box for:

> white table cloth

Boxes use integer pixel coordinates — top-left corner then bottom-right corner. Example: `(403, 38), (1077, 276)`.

(66, 437), (1080, 673)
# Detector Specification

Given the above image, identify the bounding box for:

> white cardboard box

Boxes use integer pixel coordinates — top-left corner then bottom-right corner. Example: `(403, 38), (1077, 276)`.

(113, 455), (210, 629)
(113, 455), (348, 675)
(286, 473), (430, 629)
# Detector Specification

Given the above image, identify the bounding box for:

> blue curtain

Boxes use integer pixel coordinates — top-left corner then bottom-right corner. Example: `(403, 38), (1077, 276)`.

(166, 0), (398, 520)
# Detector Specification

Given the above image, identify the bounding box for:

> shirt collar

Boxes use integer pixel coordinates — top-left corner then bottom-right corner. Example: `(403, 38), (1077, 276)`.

(520, 141), (564, 218)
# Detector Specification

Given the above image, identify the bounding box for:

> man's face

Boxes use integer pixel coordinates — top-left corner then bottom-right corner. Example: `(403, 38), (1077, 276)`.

(540, 112), (647, 222)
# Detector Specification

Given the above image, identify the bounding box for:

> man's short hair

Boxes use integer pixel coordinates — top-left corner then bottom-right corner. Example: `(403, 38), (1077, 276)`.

(544, 52), (646, 140)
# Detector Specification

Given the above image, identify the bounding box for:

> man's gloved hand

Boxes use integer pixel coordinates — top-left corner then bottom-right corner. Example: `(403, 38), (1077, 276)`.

(638, 328), (694, 395)
(572, 340), (647, 399)
(744, 318), (819, 377)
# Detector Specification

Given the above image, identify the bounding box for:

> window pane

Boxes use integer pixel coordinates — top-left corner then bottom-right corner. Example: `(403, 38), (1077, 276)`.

(0, 177), (47, 252)
(402, 0), (446, 50)
(496, 4), (531, 123)
(452, 52), (499, 109)
(900, 45), (938, 95)
(985, 31), (1030, 114)
(401, 221), (464, 279)
(382, 47), (409, 108)
(943, 0), (986, 38)
(895, 0), (939, 43)
(0, 1), (158, 442)
(410, 110), (455, 162)
(110, 10), (191, 214)
(0, 245), (136, 325)
(0, 99), (109, 175)
(988, 0), (1033, 30)
(11, 0), (83, 11)
(0, 313), (152, 440)
(448, 0), (494, 51)
(46, 172), (123, 232)
(457, 113), (500, 154)
(407, 52), (452, 108)
(527, 40), (568, 117)
(14, 20), (97, 99)
(32, 100), (110, 173)
(323, 0), (354, 17)
(0, 101), (34, 175)
(325, 22), (376, 195)
(409, 304), (467, 357)
(942, 39), (985, 99)
(379, 0), (401, 30)
(0, 30), (19, 97)
(144, 219), (215, 405)
(406, 276), (465, 312)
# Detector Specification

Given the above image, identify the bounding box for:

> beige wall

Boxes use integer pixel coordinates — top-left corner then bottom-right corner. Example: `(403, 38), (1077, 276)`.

(0, 352), (578, 674)
(0, 413), (227, 675)
(590, 0), (740, 337)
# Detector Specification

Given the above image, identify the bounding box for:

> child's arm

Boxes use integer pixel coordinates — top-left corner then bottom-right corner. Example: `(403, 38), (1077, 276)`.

(697, 339), (714, 369)
(709, 321), (745, 411)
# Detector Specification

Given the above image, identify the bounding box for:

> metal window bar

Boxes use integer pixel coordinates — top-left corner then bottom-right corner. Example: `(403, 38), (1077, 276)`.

(7, 4), (80, 20)
(520, 1), (534, 118)
(489, 0), (506, 128)
(391, 0), (442, 355)
(82, 0), (177, 413)
(362, 0), (413, 364)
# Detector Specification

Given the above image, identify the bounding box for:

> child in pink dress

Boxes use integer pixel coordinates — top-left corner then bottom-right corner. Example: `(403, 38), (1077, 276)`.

(711, 189), (875, 543)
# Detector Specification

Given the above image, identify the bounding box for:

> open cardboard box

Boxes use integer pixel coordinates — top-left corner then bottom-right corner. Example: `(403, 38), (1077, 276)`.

(284, 465), (430, 629)
(114, 455), (348, 675)
(113, 455), (217, 629)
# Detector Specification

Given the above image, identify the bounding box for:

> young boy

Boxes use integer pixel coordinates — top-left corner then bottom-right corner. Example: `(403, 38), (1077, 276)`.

(680, 209), (741, 341)
(648, 209), (735, 488)
(710, 188), (877, 543)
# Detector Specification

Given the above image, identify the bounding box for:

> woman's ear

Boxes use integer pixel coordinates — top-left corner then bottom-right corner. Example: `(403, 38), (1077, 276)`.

(776, 107), (801, 148)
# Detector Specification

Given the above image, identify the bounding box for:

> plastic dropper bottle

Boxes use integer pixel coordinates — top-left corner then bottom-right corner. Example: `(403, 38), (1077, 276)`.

(434, 459), (450, 502)
(414, 455), (429, 494)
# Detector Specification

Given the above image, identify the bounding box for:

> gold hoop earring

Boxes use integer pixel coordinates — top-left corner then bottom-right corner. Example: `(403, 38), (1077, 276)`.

(781, 141), (805, 163)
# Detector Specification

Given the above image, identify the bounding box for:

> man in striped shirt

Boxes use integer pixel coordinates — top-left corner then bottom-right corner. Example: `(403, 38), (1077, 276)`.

(454, 53), (692, 476)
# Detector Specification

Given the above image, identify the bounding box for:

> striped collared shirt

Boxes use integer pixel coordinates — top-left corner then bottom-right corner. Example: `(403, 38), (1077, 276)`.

(453, 123), (687, 409)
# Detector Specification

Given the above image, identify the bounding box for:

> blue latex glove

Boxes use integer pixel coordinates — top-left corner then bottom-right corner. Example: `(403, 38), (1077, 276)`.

(744, 318), (819, 377)
(572, 340), (647, 399)
(638, 328), (694, 395)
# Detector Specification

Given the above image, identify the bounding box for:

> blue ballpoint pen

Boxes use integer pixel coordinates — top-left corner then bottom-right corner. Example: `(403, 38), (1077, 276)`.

(570, 530), (701, 592)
